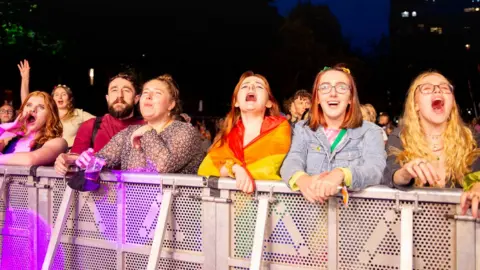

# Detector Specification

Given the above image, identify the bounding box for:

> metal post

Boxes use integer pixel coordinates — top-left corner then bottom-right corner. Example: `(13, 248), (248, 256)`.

(400, 205), (413, 270)
(0, 168), (9, 201)
(41, 185), (74, 270)
(456, 206), (476, 270)
(146, 190), (174, 270)
(250, 196), (270, 270)
(327, 197), (338, 270)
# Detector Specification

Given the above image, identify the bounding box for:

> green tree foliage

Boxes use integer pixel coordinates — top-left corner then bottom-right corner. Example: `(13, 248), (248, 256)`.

(0, 0), (65, 56)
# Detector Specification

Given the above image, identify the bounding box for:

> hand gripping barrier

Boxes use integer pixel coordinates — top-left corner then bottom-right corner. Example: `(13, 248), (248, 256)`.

(0, 165), (476, 269)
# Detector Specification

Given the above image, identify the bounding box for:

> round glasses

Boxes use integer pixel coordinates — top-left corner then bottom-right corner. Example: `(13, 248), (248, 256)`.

(0, 110), (13, 115)
(317, 82), (351, 94)
(417, 83), (453, 94)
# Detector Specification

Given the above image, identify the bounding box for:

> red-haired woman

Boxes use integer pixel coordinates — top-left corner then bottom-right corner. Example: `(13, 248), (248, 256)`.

(281, 65), (386, 203)
(0, 91), (67, 165)
(198, 71), (291, 193)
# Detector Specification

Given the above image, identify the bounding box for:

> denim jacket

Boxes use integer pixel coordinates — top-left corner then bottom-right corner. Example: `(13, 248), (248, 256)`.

(280, 120), (386, 190)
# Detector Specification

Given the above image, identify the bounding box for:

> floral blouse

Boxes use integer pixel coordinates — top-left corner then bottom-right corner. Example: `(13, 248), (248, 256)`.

(97, 121), (204, 173)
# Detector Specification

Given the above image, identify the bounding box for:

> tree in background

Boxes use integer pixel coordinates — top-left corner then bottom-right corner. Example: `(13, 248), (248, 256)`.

(0, 0), (65, 56)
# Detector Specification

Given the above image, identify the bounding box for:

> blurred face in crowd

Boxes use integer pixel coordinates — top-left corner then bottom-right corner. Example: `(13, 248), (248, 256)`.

(106, 78), (139, 119)
(140, 80), (175, 122)
(235, 76), (272, 115)
(293, 97), (311, 117)
(316, 70), (351, 122)
(52, 87), (72, 110)
(378, 115), (389, 126)
(0, 104), (14, 123)
(414, 74), (454, 126)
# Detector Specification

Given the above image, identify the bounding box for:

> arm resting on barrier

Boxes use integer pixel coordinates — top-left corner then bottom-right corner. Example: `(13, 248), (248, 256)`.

(139, 127), (200, 173)
(280, 122), (308, 189)
(345, 127), (386, 189)
(0, 137), (67, 166)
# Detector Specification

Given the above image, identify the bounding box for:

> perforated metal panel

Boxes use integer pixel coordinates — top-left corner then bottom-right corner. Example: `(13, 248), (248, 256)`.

(338, 198), (455, 270)
(52, 179), (118, 241)
(0, 235), (31, 269)
(231, 191), (328, 268)
(125, 183), (203, 253)
(51, 243), (116, 270)
(0, 176), (32, 269)
(124, 253), (203, 270)
(6, 176), (30, 230)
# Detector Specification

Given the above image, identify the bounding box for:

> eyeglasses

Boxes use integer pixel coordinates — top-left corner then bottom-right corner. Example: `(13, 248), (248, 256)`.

(317, 82), (351, 94)
(417, 83), (453, 94)
(0, 110), (14, 115)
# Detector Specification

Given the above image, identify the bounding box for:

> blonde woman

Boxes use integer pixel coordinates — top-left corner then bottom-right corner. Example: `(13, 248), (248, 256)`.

(383, 71), (480, 216)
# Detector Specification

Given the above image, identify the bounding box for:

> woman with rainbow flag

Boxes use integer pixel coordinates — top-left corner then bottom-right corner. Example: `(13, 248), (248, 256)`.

(198, 71), (291, 193)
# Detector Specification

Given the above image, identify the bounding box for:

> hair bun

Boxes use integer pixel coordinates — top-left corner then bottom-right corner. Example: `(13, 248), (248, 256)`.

(158, 74), (174, 82)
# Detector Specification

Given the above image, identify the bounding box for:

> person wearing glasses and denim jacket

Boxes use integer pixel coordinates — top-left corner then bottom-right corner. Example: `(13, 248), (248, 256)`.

(280, 64), (386, 203)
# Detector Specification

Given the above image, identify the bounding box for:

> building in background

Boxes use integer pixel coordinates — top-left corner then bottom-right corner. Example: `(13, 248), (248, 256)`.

(389, 0), (480, 118)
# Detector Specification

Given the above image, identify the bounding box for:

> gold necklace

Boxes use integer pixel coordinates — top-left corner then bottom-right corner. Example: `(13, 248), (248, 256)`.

(156, 119), (173, 133)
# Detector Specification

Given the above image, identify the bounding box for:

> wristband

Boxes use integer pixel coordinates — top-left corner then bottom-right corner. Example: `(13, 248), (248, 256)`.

(225, 159), (236, 178)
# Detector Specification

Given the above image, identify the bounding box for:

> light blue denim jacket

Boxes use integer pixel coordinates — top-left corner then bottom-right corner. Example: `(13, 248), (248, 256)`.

(280, 120), (386, 190)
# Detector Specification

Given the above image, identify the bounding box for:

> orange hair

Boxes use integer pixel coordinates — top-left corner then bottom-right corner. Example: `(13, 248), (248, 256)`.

(19, 91), (63, 148)
(213, 71), (280, 147)
(309, 64), (363, 131)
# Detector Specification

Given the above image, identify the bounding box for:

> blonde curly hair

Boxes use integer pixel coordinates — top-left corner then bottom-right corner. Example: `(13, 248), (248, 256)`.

(393, 71), (479, 187)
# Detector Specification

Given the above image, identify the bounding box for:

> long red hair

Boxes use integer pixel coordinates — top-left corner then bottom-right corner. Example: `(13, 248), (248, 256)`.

(19, 91), (63, 147)
(213, 71), (280, 147)
(309, 64), (363, 131)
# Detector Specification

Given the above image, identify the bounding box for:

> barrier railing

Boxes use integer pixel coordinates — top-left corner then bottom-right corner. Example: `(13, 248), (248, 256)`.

(0, 165), (476, 269)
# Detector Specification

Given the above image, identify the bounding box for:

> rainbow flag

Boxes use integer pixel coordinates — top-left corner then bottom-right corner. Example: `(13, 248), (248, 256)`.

(198, 116), (291, 185)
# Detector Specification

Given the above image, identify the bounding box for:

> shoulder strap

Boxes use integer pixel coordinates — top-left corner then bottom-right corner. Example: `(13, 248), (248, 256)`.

(330, 129), (347, 153)
(90, 116), (103, 148)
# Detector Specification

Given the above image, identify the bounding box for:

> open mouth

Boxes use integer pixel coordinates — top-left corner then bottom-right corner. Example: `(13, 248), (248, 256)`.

(431, 97), (445, 114)
(57, 101), (64, 105)
(246, 93), (257, 102)
(327, 101), (340, 108)
(27, 115), (36, 124)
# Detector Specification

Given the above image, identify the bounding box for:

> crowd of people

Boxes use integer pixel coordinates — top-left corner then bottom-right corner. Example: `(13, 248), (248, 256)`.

(1, 60), (480, 217)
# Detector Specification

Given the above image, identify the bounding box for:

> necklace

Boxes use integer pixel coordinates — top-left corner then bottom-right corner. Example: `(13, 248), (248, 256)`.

(426, 134), (442, 140)
(156, 119), (173, 133)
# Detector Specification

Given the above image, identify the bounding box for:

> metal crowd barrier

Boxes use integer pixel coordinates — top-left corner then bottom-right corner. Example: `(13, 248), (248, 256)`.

(0, 165), (477, 270)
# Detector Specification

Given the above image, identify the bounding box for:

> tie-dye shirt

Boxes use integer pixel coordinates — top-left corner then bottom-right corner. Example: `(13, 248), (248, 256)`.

(323, 128), (341, 144)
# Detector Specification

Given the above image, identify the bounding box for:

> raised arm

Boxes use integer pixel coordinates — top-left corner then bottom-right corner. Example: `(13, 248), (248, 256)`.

(0, 137), (67, 166)
(140, 125), (201, 173)
(18, 60), (30, 104)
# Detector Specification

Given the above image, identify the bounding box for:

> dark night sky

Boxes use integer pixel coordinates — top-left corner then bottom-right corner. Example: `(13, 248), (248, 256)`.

(274, 0), (390, 51)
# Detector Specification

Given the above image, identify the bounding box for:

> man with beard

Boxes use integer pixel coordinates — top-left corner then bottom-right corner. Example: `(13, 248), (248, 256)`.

(54, 73), (143, 175)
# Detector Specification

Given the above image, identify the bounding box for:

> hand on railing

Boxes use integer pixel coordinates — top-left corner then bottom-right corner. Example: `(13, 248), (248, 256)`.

(461, 182), (480, 218)
(54, 153), (79, 176)
(232, 165), (254, 193)
(394, 158), (440, 186)
(295, 171), (329, 203)
(311, 169), (344, 203)
(75, 148), (95, 170)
